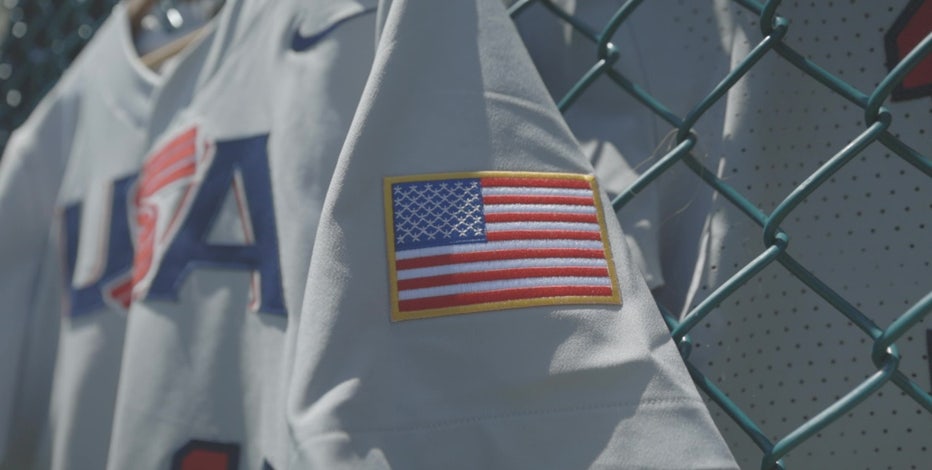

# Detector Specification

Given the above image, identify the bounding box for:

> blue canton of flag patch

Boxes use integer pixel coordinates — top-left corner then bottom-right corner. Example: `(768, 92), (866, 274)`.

(391, 178), (487, 250)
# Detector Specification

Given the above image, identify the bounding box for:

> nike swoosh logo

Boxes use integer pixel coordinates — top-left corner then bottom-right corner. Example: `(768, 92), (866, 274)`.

(290, 7), (376, 52)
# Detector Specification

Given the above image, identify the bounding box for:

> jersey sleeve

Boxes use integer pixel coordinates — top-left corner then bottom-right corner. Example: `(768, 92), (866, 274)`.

(0, 88), (77, 467)
(284, 0), (738, 468)
(510, 0), (670, 290)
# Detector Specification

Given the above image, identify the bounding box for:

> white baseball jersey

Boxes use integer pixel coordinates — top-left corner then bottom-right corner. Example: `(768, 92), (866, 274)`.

(105, 0), (378, 468)
(285, 0), (736, 468)
(518, 1), (931, 468)
(2, 0), (740, 468)
(0, 4), (164, 468)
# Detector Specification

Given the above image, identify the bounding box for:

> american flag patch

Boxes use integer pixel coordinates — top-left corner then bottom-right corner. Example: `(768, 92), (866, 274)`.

(384, 171), (621, 321)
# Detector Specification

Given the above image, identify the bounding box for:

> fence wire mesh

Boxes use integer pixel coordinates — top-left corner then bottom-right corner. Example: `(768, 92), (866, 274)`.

(0, 1), (929, 469)
(510, 0), (931, 469)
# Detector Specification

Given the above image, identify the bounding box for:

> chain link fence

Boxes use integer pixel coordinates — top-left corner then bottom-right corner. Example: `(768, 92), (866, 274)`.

(509, 0), (931, 469)
(1, 1), (929, 469)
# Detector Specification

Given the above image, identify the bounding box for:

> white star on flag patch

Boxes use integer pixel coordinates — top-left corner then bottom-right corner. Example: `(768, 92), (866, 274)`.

(384, 171), (621, 321)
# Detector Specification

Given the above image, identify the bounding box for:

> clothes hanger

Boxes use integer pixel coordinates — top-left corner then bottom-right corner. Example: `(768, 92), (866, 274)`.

(140, 27), (211, 69)
(125, 0), (221, 70)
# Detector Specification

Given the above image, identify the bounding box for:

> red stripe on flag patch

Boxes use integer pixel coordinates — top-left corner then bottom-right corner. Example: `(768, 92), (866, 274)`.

(482, 195), (594, 206)
(395, 248), (607, 270)
(480, 177), (592, 189)
(398, 285), (615, 312)
(485, 230), (602, 242)
(397, 266), (610, 290)
(484, 212), (598, 223)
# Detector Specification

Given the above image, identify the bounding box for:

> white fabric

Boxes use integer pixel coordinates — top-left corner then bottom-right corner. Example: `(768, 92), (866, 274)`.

(106, 1), (378, 469)
(285, 0), (736, 468)
(0, 5), (162, 468)
(1, 0), (739, 468)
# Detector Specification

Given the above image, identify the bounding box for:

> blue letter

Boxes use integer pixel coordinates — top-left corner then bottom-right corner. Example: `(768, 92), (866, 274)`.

(61, 174), (137, 316)
(146, 134), (286, 316)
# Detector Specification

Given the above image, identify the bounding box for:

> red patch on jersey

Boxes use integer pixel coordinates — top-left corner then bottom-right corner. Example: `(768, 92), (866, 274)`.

(885, 0), (932, 100)
(171, 440), (239, 470)
(179, 449), (231, 470)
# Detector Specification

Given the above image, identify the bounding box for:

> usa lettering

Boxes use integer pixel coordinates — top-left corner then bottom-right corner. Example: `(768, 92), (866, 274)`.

(61, 175), (136, 316)
(61, 128), (285, 317)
